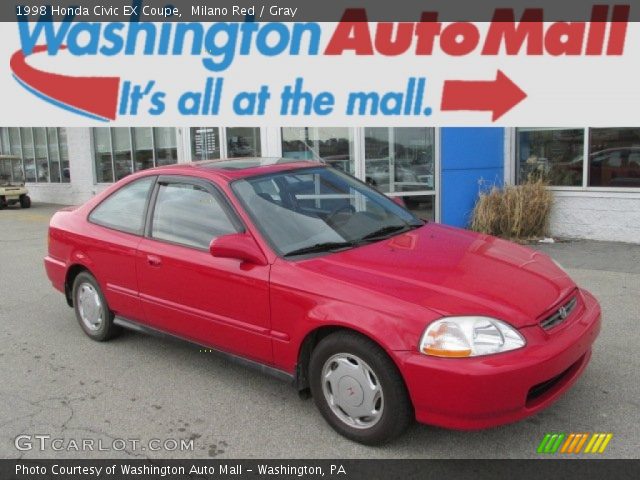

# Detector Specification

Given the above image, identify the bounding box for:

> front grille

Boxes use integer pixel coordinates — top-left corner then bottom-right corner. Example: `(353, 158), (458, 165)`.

(540, 296), (577, 330)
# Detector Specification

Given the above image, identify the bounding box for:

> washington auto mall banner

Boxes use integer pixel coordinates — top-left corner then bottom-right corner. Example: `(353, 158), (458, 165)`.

(0, 0), (638, 126)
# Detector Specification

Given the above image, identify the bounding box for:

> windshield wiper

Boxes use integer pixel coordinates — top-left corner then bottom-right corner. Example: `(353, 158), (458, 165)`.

(283, 241), (355, 257)
(360, 224), (410, 241)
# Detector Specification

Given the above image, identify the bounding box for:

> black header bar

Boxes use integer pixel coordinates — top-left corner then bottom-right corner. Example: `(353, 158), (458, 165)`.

(2, 1), (638, 22)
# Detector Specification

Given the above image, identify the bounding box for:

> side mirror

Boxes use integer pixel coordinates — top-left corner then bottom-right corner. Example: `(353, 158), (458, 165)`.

(209, 233), (268, 266)
(391, 196), (406, 207)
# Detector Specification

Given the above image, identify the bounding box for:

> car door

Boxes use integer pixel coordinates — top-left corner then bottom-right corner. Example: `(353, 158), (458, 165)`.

(135, 175), (273, 364)
(85, 175), (156, 322)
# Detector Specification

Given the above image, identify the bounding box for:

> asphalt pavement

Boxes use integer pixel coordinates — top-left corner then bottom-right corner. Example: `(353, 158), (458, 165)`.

(1, 204), (638, 459)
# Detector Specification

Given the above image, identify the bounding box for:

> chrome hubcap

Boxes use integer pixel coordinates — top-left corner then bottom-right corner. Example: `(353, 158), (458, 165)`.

(321, 353), (384, 429)
(76, 283), (103, 331)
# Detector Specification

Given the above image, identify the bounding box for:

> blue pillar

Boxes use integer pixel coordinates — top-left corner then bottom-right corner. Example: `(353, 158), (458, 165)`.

(440, 128), (505, 227)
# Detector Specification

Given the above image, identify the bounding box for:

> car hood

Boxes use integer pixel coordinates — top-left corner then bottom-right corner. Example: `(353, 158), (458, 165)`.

(298, 223), (576, 327)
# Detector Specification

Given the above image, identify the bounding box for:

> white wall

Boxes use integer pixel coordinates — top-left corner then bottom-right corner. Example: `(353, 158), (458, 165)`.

(550, 191), (640, 244)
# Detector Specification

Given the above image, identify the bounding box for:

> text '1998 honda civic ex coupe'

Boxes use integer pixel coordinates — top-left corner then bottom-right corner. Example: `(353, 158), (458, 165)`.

(44, 158), (601, 444)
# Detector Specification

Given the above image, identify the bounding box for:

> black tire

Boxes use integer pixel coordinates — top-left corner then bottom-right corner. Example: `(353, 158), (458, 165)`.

(309, 331), (413, 445)
(72, 271), (121, 341)
(0, 196), (6, 210)
(19, 195), (31, 208)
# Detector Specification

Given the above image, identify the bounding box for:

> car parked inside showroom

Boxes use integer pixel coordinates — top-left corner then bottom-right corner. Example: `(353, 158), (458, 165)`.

(44, 158), (601, 444)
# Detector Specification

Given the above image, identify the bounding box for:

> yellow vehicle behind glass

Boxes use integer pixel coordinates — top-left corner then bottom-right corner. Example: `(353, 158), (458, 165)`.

(0, 155), (31, 209)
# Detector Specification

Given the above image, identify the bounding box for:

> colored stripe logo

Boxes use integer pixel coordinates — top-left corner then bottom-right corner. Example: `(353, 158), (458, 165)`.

(538, 433), (613, 454)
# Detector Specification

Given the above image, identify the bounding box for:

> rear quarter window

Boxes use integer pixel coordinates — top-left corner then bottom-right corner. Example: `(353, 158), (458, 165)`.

(88, 177), (154, 235)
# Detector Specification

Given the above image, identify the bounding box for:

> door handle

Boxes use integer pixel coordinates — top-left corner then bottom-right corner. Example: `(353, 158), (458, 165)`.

(146, 254), (162, 267)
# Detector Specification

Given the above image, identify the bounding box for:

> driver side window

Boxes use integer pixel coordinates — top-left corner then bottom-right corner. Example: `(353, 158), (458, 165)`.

(150, 181), (238, 250)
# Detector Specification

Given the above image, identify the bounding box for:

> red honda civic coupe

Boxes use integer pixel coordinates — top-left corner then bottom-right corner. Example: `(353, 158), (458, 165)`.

(44, 158), (601, 444)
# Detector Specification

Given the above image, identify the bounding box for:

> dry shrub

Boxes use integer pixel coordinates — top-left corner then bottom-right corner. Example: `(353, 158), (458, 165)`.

(470, 177), (553, 240)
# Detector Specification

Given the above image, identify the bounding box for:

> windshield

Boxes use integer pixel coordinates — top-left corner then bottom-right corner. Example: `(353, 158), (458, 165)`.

(0, 158), (24, 185)
(232, 167), (423, 257)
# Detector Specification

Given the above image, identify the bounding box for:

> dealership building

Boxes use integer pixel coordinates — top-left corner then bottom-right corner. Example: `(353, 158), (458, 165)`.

(1, 126), (639, 243)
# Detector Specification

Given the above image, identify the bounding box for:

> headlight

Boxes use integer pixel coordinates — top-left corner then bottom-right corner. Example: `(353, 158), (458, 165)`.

(419, 317), (526, 358)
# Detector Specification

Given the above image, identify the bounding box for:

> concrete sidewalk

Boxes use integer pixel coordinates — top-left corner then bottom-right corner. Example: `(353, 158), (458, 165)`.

(1, 204), (638, 459)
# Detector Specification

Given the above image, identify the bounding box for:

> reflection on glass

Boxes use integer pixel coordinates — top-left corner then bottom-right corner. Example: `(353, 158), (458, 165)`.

(34, 127), (49, 182)
(517, 128), (584, 186)
(402, 195), (435, 222)
(191, 127), (220, 160)
(0, 128), (10, 155)
(227, 127), (261, 157)
(364, 127), (435, 194)
(59, 128), (70, 182)
(9, 128), (22, 158)
(133, 127), (154, 171)
(93, 128), (113, 183)
(154, 127), (178, 166)
(47, 127), (60, 182)
(281, 127), (355, 174)
(589, 128), (640, 188)
(21, 128), (36, 182)
(112, 128), (132, 180)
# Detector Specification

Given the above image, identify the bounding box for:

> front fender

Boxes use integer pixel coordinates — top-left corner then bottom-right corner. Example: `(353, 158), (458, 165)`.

(269, 262), (440, 374)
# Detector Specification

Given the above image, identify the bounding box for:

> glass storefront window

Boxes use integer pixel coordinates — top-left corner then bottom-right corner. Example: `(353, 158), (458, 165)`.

(154, 127), (178, 166)
(589, 128), (640, 188)
(133, 127), (154, 172)
(281, 127), (355, 174)
(0, 127), (68, 183)
(112, 128), (132, 180)
(0, 128), (10, 155)
(93, 127), (179, 183)
(402, 195), (435, 222)
(20, 127), (36, 182)
(364, 127), (435, 194)
(227, 127), (261, 157)
(190, 127), (220, 160)
(517, 128), (584, 186)
(93, 128), (114, 183)
(59, 128), (70, 182)
(9, 128), (21, 158)
(34, 127), (49, 182)
(47, 127), (61, 182)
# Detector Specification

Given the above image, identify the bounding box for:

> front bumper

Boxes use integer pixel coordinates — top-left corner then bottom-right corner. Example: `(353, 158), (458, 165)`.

(397, 288), (601, 430)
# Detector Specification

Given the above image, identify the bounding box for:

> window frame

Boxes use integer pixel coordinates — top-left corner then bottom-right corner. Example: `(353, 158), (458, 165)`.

(144, 174), (246, 252)
(87, 175), (158, 236)
(512, 127), (640, 193)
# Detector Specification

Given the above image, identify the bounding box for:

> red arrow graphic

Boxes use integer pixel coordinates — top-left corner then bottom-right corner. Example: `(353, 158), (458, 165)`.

(10, 45), (120, 121)
(441, 70), (527, 121)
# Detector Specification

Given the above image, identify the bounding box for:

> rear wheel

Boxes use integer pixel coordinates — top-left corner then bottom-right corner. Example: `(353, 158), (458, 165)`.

(19, 195), (31, 208)
(72, 272), (121, 341)
(0, 196), (6, 210)
(309, 331), (413, 445)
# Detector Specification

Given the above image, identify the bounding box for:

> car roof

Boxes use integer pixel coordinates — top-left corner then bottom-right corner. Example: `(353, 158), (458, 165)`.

(153, 157), (322, 181)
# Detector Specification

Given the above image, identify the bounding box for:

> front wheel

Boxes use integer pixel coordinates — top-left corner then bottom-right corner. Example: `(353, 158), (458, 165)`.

(19, 195), (31, 208)
(72, 272), (121, 341)
(309, 331), (413, 445)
